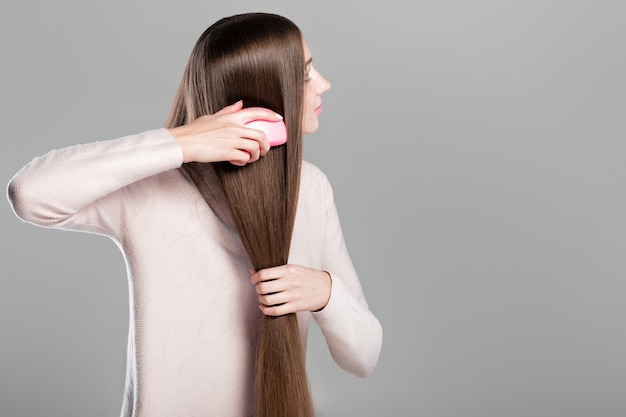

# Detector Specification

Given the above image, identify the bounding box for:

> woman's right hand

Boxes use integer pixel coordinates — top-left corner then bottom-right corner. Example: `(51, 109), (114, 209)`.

(167, 100), (282, 166)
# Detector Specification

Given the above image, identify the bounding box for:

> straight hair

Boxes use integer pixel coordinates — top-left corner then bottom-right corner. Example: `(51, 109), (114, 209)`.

(164, 13), (313, 417)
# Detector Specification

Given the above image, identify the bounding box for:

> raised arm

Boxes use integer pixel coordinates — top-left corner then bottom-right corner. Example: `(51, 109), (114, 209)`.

(8, 128), (182, 230)
(7, 102), (281, 233)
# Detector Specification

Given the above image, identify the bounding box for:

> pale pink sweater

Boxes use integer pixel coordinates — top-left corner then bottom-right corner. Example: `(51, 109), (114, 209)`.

(7, 128), (382, 417)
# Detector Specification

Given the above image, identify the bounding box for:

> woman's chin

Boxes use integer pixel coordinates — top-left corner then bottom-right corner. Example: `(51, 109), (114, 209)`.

(302, 120), (319, 134)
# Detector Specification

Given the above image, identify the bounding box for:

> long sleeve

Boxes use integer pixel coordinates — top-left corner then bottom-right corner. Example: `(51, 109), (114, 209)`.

(311, 171), (383, 378)
(7, 138), (381, 413)
(7, 128), (183, 236)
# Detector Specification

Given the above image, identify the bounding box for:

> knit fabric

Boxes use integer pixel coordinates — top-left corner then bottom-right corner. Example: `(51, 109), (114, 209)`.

(7, 128), (382, 417)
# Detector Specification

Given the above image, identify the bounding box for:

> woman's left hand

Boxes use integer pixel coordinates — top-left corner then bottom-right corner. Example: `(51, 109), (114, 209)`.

(250, 265), (332, 316)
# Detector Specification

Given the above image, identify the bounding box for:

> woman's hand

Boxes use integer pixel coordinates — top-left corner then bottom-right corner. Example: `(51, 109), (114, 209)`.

(167, 101), (282, 166)
(250, 265), (332, 316)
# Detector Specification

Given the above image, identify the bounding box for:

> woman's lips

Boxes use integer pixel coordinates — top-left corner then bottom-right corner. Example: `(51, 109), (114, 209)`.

(314, 105), (322, 114)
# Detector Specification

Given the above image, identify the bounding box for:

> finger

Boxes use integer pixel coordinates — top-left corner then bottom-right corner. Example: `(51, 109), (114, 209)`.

(234, 107), (284, 125)
(255, 279), (283, 295)
(227, 149), (252, 166)
(215, 100), (244, 116)
(229, 159), (247, 167)
(259, 302), (294, 317)
(251, 265), (284, 284)
(239, 127), (270, 156)
(258, 291), (289, 307)
(235, 141), (262, 163)
(222, 136), (263, 165)
(223, 125), (269, 156)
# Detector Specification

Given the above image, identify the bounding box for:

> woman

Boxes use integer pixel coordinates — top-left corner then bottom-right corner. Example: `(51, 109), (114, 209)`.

(8, 13), (382, 417)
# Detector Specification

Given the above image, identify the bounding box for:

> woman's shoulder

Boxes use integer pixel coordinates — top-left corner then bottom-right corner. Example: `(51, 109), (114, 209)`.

(299, 161), (335, 210)
(301, 160), (331, 189)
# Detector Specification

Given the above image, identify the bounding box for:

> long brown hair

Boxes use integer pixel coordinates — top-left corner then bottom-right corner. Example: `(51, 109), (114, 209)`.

(164, 13), (313, 417)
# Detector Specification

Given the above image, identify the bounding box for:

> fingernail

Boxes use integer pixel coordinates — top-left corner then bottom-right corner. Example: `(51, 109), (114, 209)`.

(275, 113), (283, 120)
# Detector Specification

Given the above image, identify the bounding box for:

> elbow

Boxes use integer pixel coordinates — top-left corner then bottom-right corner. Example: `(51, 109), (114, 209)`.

(336, 320), (383, 379)
(7, 174), (65, 227)
(351, 359), (377, 379)
(7, 175), (28, 221)
(356, 322), (383, 378)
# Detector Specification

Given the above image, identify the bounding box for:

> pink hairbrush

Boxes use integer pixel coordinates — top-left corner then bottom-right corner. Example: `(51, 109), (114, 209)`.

(244, 108), (287, 147)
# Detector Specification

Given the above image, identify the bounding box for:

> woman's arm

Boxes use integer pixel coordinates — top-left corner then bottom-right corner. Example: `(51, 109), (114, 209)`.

(311, 174), (383, 378)
(8, 128), (182, 232)
(250, 169), (383, 378)
(7, 103), (280, 234)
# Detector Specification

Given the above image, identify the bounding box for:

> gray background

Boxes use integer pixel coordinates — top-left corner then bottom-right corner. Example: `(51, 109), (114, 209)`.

(1, 1), (625, 416)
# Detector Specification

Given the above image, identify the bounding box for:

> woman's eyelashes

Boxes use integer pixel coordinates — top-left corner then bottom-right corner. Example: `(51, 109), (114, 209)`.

(304, 57), (313, 82)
